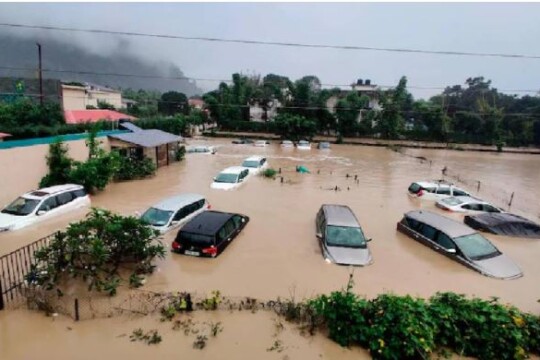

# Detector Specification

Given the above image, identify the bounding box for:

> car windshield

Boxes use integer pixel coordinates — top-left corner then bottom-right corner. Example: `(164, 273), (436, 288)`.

(299, 141), (309, 145)
(442, 197), (464, 206)
(1, 197), (40, 216)
(242, 160), (260, 168)
(453, 233), (500, 260)
(326, 226), (366, 248)
(140, 207), (173, 227)
(215, 173), (239, 183)
(179, 232), (213, 246)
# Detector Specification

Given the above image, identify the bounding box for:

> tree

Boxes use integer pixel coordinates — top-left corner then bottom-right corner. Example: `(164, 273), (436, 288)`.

(376, 76), (410, 139)
(158, 91), (188, 116)
(27, 208), (165, 296)
(273, 113), (316, 141)
(39, 138), (73, 188)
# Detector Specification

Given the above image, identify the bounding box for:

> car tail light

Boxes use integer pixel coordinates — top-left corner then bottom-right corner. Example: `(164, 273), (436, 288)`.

(202, 246), (217, 256)
(172, 241), (182, 250)
(207, 203), (211, 209)
(417, 189), (424, 197)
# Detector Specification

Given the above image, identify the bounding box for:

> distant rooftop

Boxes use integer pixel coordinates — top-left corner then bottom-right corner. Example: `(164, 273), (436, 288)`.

(64, 110), (136, 124)
(108, 129), (183, 148)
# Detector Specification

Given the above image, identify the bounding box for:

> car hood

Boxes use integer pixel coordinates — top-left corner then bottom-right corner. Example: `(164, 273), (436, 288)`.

(472, 253), (523, 279)
(325, 245), (373, 266)
(211, 182), (238, 190)
(0, 212), (21, 231)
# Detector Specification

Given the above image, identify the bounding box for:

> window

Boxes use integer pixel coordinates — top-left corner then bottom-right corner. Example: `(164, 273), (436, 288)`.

(453, 189), (468, 196)
(232, 215), (244, 229)
(56, 192), (74, 206)
(405, 217), (422, 231)
(71, 189), (87, 198)
(483, 205), (500, 213)
(2, 197), (40, 216)
(260, 158), (266, 166)
(218, 220), (236, 242)
(39, 197), (58, 212)
(436, 187), (451, 195)
(325, 226), (366, 248)
(419, 224), (438, 241)
(462, 203), (482, 211)
(435, 232), (456, 251)
(453, 233), (500, 260)
(141, 208), (173, 226)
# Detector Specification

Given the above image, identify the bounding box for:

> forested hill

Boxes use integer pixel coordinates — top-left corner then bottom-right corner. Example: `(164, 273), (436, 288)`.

(0, 34), (201, 96)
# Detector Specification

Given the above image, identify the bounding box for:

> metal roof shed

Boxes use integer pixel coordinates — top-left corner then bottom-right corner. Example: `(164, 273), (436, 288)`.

(108, 129), (184, 168)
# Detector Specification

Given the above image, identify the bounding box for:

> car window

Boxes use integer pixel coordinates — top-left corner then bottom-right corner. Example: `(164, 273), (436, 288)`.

(452, 189), (468, 196)
(56, 192), (74, 206)
(232, 215), (243, 229)
(405, 217), (422, 231)
(483, 204), (499, 213)
(325, 226), (366, 248)
(217, 220), (236, 242)
(436, 187), (451, 195)
(419, 224), (438, 241)
(261, 158), (266, 165)
(454, 233), (500, 260)
(39, 197), (58, 212)
(435, 232), (456, 251)
(463, 203), (482, 211)
(72, 189), (87, 198)
(2, 197), (40, 216)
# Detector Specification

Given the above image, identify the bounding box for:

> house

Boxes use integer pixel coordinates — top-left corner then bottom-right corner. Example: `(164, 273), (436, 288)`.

(188, 97), (205, 110)
(0, 132), (12, 142)
(64, 109), (137, 125)
(249, 100), (281, 122)
(324, 78), (382, 124)
(61, 82), (123, 110)
(108, 122), (184, 168)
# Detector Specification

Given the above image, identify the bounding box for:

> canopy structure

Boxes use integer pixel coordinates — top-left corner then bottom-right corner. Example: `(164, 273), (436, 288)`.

(464, 213), (540, 239)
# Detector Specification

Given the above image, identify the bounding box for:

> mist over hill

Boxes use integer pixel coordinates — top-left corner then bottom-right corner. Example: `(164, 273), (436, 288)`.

(0, 34), (202, 96)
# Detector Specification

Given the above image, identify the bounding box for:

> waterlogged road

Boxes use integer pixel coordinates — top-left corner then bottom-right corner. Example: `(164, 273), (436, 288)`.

(1, 139), (540, 359)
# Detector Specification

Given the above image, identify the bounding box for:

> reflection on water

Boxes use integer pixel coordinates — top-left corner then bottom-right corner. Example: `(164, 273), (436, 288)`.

(1, 138), (540, 358)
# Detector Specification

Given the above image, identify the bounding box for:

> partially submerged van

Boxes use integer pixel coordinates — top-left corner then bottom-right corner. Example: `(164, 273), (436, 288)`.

(397, 210), (522, 279)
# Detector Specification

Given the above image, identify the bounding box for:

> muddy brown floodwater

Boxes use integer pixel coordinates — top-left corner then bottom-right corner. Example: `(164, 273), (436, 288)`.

(1, 138), (540, 359)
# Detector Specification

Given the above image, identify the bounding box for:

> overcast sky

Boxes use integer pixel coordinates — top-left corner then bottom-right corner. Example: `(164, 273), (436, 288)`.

(1, 2), (539, 98)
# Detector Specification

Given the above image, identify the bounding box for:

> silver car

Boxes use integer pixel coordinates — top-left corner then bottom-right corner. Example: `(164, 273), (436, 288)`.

(315, 205), (373, 266)
(397, 210), (522, 279)
(139, 193), (209, 234)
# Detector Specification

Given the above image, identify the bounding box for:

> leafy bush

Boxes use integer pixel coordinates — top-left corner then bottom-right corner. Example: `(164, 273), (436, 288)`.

(175, 145), (186, 161)
(261, 168), (278, 178)
(26, 208), (165, 296)
(39, 138), (73, 188)
(307, 281), (540, 359)
(114, 156), (156, 181)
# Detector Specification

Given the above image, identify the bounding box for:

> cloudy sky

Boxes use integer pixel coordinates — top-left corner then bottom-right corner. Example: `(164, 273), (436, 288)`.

(1, 2), (539, 98)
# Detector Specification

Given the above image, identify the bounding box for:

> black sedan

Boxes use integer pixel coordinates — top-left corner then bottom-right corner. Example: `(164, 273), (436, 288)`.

(172, 211), (249, 257)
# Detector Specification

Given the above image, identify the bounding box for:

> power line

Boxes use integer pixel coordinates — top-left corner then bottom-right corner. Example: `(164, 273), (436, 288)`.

(1, 22), (540, 60)
(1, 65), (539, 94)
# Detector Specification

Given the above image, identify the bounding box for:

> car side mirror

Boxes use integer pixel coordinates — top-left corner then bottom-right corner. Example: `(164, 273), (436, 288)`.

(316, 233), (323, 239)
(366, 238), (372, 242)
(213, 177), (217, 181)
(36, 210), (47, 216)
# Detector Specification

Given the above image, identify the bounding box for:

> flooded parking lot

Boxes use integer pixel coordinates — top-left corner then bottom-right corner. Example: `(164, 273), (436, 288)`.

(1, 138), (540, 358)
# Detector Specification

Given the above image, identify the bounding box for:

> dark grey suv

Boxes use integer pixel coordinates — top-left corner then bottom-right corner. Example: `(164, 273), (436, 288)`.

(397, 210), (522, 279)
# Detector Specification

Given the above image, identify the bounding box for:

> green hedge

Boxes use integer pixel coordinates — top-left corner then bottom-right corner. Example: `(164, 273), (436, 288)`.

(309, 287), (540, 359)
(219, 120), (277, 133)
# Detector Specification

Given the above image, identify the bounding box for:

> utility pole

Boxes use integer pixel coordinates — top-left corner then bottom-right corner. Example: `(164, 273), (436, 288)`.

(36, 43), (43, 106)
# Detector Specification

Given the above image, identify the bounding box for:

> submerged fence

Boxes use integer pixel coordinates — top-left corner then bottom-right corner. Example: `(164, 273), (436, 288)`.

(0, 232), (55, 310)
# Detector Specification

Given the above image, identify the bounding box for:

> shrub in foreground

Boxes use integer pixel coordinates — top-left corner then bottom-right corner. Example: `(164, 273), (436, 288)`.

(261, 168), (278, 179)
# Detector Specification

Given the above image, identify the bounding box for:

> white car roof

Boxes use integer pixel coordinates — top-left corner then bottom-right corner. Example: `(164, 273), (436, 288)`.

(443, 196), (487, 205)
(415, 180), (455, 188)
(244, 156), (264, 162)
(153, 193), (206, 212)
(23, 184), (84, 199)
(220, 166), (246, 175)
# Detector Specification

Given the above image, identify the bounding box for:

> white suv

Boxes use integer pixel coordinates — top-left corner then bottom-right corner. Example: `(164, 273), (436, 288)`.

(0, 184), (91, 232)
(408, 180), (470, 201)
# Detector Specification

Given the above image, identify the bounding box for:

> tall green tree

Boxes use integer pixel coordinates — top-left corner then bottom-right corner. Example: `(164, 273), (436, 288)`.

(158, 91), (188, 116)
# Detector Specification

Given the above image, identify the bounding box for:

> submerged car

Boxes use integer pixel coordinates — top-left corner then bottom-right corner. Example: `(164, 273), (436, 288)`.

(139, 194), (209, 234)
(0, 184), (90, 232)
(280, 140), (294, 148)
(241, 156), (268, 175)
(317, 142), (331, 150)
(315, 205), (373, 266)
(254, 140), (270, 147)
(296, 140), (311, 150)
(397, 210), (522, 279)
(232, 138), (254, 145)
(436, 196), (502, 214)
(464, 212), (540, 239)
(408, 180), (470, 201)
(172, 210), (249, 257)
(211, 166), (250, 190)
(186, 145), (216, 154)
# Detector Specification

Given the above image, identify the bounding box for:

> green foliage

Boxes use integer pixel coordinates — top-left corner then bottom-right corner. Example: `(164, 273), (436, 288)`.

(308, 286), (540, 360)
(97, 100), (115, 110)
(158, 91), (188, 116)
(39, 139), (73, 188)
(175, 145), (186, 162)
(261, 168), (278, 178)
(273, 113), (316, 141)
(130, 328), (162, 345)
(114, 156), (156, 181)
(0, 99), (64, 130)
(26, 208), (165, 296)
(135, 116), (186, 135)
